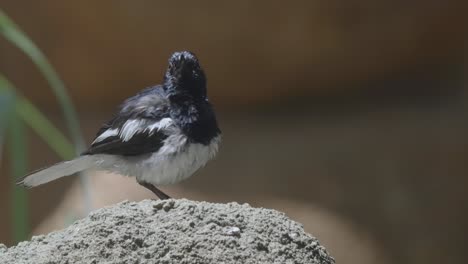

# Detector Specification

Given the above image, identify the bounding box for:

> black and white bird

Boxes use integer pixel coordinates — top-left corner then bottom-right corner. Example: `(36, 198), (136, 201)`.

(18, 51), (221, 199)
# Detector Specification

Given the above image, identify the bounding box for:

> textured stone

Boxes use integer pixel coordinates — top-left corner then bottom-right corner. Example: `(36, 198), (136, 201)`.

(0, 199), (334, 264)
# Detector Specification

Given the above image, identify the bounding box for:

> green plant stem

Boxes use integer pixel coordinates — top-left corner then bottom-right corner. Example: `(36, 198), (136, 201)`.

(0, 9), (85, 152)
(0, 75), (75, 159)
(8, 110), (29, 242)
(0, 89), (15, 167)
(0, 9), (92, 214)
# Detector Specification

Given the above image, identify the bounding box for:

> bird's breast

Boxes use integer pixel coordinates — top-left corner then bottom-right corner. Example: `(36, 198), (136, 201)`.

(136, 134), (220, 185)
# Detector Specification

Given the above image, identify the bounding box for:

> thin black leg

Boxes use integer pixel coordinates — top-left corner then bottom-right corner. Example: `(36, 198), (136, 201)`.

(138, 181), (171, 200)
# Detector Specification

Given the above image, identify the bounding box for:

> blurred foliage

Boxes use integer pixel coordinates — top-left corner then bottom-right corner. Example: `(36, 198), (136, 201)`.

(6, 97), (28, 243)
(0, 76), (75, 158)
(0, 9), (85, 151)
(0, 9), (87, 242)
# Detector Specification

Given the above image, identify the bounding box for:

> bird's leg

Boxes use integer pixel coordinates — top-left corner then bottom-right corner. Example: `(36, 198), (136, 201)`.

(137, 180), (171, 200)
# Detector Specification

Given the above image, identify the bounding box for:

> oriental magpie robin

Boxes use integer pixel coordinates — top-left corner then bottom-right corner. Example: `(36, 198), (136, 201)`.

(17, 51), (221, 199)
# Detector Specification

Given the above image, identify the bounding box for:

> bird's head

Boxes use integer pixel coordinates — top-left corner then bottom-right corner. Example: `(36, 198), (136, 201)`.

(163, 51), (207, 101)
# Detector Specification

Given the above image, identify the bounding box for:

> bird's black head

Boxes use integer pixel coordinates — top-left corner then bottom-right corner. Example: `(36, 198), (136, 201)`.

(163, 51), (207, 101)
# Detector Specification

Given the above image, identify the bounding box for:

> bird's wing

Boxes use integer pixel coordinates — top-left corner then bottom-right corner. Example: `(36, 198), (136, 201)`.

(82, 86), (174, 156)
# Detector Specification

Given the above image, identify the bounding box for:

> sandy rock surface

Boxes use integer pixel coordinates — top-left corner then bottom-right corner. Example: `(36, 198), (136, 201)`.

(0, 199), (334, 264)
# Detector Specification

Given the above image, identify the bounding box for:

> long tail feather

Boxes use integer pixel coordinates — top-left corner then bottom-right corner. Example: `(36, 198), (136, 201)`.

(16, 155), (95, 188)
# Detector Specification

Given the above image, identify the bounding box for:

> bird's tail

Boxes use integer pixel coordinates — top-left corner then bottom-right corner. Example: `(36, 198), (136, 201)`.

(17, 155), (96, 188)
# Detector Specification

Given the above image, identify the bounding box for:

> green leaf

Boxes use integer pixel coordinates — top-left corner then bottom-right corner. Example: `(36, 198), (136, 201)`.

(0, 88), (15, 138)
(0, 89), (15, 168)
(0, 81), (29, 242)
(0, 8), (92, 225)
(0, 9), (85, 153)
(7, 105), (29, 243)
(0, 74), (79, 243)
(0, 75), (75, 159)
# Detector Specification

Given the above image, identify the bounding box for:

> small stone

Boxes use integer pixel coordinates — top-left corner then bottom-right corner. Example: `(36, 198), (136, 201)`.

(288, 232), (299, 239)
(31, 235), (45, 242)
(163, 200), (175, 212)
(225, 226), (241, 237)
(153, 202), (164, 211)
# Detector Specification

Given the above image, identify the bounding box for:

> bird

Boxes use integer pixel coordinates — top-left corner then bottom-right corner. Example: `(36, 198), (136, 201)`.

(17, 51), (221, 200)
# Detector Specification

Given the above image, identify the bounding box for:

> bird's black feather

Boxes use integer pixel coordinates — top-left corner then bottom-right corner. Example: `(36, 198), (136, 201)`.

(82, 131), (167, 156)
(82, 51), (220, 156)
(82, 86), (170, 156)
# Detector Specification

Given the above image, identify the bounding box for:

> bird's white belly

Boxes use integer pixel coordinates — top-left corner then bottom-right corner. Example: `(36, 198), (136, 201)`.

(94, 135), (220, 185)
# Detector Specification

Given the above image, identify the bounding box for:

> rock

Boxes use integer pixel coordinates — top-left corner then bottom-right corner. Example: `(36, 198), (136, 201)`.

(0, 199), (335, 264)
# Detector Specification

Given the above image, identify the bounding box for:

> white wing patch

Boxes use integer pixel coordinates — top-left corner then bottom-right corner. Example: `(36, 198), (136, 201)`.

(145, 117), (173, 134)
(93, 118), (174, 144)
(92, 128), (119, 144)
(120, 120), (145, 141)
(95, 118), (175, 143)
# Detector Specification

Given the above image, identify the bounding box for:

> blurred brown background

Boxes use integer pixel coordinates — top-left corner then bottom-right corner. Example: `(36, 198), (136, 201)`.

(0, 1), (467, 263)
